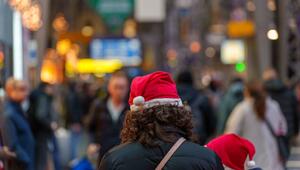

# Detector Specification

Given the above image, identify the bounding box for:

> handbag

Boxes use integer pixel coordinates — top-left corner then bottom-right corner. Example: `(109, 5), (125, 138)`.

(155, 137), (186, 170)
(265, 119), (290, 162)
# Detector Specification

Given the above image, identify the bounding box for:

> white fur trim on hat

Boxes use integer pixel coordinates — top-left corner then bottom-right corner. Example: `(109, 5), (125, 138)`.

(130, 97), (183, 111)
(247, 160), (256, 168)
(133, 96), (145, 105)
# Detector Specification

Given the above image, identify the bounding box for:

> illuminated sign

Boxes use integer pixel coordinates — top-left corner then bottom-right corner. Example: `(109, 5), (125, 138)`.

(71, 59), (123, 74)
(66, 58), (123, 76)
(221, 40), (246, 64)
(227, 20), (255, 38)
(90, 38), (142, 66)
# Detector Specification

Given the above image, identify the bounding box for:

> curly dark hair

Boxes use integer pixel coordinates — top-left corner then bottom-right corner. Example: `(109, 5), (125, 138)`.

(121, 105), (194, 147)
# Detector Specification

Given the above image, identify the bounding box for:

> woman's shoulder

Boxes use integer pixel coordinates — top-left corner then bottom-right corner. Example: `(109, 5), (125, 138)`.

(103, 142), (144, 158)
(99, 142), (156, 170)
(176, 141), (224, 169)
(179, 141), (221, 161)
(230, 100), (252, 115)
(99, 141), (223, 170)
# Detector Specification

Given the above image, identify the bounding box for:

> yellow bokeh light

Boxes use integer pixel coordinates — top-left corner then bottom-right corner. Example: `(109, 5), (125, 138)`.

(40, 60), (57, 84)
(21, 3), (43, 31)
(14, 0), (31, 11)
(123, 19), (137, 38)
(81, 26), (94, 37)
(53, 14), (69, 32)
(76, 59), (123, 74)
(56, 39), (72, 55)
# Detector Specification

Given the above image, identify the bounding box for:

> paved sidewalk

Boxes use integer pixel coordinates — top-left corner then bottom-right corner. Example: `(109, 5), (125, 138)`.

(287, 147), (300, 170)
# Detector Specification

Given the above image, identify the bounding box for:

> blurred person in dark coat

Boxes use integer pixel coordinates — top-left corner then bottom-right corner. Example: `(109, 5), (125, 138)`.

(217, 78), (244, 134)
(0, 95), (16, 162)
(28, 82), (61, 170)
(2, 78), (35, 170)
(85, 71), (129, 159)
(176, 70), (216, 144)
(263, 68), (299, 139)
(65, 81), (85, 160)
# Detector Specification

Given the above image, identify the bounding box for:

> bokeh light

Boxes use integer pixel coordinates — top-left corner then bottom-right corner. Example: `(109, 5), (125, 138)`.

(190, 41), (201, 53)
(267, 29), (279, 40)
(81, 25), (94, 37)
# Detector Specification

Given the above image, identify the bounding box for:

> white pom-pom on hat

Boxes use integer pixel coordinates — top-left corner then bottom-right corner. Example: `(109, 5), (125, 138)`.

(133, 96), (145, 105)
(247, 160), (256, 168)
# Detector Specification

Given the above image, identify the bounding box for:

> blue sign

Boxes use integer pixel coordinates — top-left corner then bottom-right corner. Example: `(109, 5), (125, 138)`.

(90, 38), (142, 66)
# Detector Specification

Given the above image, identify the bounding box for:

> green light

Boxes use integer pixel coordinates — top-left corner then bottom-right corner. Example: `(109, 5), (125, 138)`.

(235, 62), (246, 73)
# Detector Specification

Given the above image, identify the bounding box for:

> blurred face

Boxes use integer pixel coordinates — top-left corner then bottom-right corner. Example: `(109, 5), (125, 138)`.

(7, 81), (28, 102)
(108, 76), (128, 102)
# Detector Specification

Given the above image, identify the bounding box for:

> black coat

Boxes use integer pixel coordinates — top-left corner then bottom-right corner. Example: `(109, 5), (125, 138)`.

(264, 79), (299, 137)
(99, 140), (224, 170)
(177, 84), (216, 144)
(86, 98), (129, 158)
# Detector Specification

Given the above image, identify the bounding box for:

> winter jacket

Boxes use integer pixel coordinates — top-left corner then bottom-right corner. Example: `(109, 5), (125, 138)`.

(264, 79), (299, 137)
(217, 82), (244, 134)
(27, 89), (59, 170)
(99, 139), (224, 170)
(2, 100), (35, 170)
(85, 98), (129, 158)
(65, 87), (84, 126)
(225, 98), (287, 170)
(28, 89), (57, 135)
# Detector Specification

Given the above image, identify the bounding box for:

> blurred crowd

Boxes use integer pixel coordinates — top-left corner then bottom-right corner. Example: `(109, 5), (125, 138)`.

(0, 68), (300, 170)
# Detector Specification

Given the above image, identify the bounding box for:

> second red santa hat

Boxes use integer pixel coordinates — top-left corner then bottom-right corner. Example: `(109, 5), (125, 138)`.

(206, 134), (256, 170)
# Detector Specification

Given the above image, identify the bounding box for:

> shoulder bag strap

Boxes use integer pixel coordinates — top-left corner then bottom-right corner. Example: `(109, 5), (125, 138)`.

(155, 137), (186, 170)
(265, 119), (277, 137)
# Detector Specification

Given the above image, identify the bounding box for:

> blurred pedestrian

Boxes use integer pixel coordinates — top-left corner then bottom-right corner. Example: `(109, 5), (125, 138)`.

(85, 71), (129, 159)
(207, 77), (223, 109)
(225, 80), (287, 170)
(176, 70), (216, 144)
(2, 78), (35, 170)
(27, 82), (61, 170)
(65, 81), (84, 160)
(98, 71), (223, 170)
(0, 94), (16, 163)
(263, 68), (299, 139)
(206, 134), (262, 170)
(217, 78), (244, 134)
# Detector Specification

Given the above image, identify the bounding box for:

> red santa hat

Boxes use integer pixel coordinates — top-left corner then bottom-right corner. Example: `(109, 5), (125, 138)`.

(206, 134), (256, 170)
(128, 71), (183, 111)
